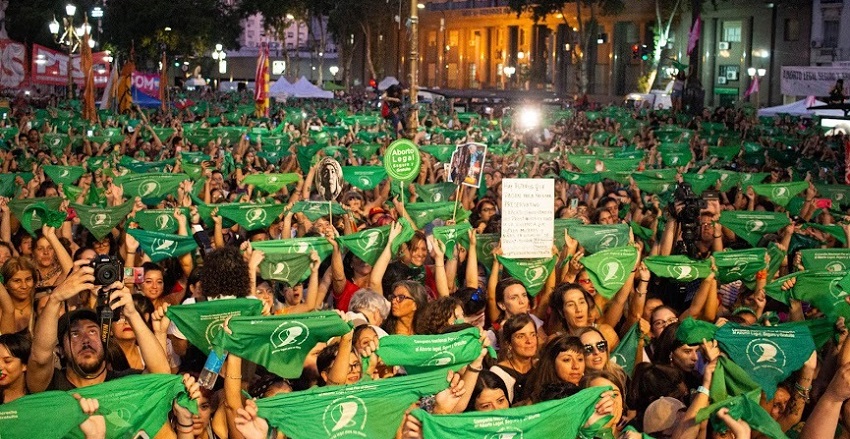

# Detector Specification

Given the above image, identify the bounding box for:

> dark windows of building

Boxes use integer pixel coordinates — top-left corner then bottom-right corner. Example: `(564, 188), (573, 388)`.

(784, 18), (799, 42)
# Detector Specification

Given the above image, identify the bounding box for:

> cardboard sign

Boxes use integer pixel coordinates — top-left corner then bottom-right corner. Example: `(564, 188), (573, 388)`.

(315, 157), (343, 201)
(501, 178), (554, 258)
(448, 142), (487, 188)
(384, 138), (421, 182)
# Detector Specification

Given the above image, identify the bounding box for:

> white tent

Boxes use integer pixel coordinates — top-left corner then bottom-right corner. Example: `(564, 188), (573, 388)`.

(378, 76), (399, 91)
(757, 99), (845, 117)
(268, 77), (294, 99)
(287, 76), (333, 99)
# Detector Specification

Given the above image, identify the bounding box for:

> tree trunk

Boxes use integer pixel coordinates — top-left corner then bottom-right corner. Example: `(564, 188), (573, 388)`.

(361, 22), (377, 80)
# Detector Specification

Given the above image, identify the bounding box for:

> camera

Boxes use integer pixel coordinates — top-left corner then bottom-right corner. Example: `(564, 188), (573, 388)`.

(90, 254), (124, 286)
(673, 182), (707, 259)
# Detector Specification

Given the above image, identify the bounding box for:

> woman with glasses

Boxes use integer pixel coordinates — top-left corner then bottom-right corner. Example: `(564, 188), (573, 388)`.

(578, 327), (626, 385)
(492, 314), (538, 404)
(382, 280), (430, 336)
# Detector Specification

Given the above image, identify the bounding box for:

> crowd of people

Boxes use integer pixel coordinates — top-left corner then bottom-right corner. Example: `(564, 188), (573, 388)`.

(0, 89), (849, 439)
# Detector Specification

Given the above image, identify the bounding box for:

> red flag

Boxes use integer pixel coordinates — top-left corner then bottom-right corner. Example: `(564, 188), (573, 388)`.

(174, 98), (195, 110)
(81, 21), (96, 122)
(744, 76), (760, 98)
(805, 95), (817, 108)
(254, 43), (269, 117)
(687, 15), (701, 56)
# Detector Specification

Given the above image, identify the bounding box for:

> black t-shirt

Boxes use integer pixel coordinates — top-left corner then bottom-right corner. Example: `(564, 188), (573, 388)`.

(46, 367), (142, 391)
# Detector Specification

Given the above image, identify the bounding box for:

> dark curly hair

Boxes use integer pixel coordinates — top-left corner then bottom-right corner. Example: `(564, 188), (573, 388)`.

(201, 246), (250, 298)
(415, 296), (461, 335)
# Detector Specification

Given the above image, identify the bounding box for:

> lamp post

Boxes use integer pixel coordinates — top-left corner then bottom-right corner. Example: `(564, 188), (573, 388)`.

(212, 43), (226, 91)
(406, 0), (423, 136)
(329, 65), (339, 84)
(49, 3), (93, 100)
(504, 66), (516, 90)
(747, 67), (766, 108)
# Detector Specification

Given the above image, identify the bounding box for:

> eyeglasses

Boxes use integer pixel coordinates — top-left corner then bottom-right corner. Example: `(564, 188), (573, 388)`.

(583, 340), (608, 355)
(390, 295), (413, 303)
(577, 279), (593, 285)
(652, 317), (679, 329)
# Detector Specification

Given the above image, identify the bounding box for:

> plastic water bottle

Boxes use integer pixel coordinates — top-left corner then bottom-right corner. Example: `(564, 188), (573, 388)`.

(198, 349), (227, 389)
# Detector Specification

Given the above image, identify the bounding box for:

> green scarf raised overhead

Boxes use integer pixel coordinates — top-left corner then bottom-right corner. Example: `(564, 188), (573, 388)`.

(567, 223), (630, 254)
(9, 196), (64, 235)
(580, 245), (638, 299)
(804, 223), (847, 245)
(560, 169), (602, 186)
(610, 322), (642, 375)
(72, 200), (134, 240)
(457, 232), (500, 271)
(350, 143), (382, 160)
(600, 157), (642, 173)
(568, 155), (598, 173)
(554, 218), (585, 249)
(192, 198), (236, 228)
(696, 390), (787, 439)
(289, 200), (348, 222)
(252, 237), (335, 284)
(713, 248), (767, 285)
(432, 222), (473, 259)
(718, 211), (790, 247)
(257, 369), (450, 439)
(341, 166), (387, 190)
(242, 173), (300, 193)
(632, 174), (676, 195)
(683, 172), (720, 195)
(816, 184), (850, 207)
(405, 202), (471, 229)
(336, 219), (416, 266)
(215, 202), (287, 231)
(126, 228), (198, 263)
(496, 255), (556, 297)
(765, 270), (850, 320)
(414, 182), (457, 203)
(113, 172), (188, 205)
(800, 248), (850, 272)
(213, 312), (351, 378)
(676, 317), (719, 345)
(715, 322), (814, 399)
(133, 208), (189, 234)
(411, 386), (609, 439)
(42, 165), (84, 186)
(750, 181), (808, 207)
(166, 298), (263, 354)
(377, 327), (482, 374)
(630, 221), (654, 243)
(644, 255), (712, 282)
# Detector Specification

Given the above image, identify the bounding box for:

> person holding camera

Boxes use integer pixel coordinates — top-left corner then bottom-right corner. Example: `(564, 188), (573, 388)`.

(25, 259), (170, 392)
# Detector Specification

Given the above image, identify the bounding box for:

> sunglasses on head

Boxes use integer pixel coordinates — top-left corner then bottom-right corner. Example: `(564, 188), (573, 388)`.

(583, 340), (608, 355)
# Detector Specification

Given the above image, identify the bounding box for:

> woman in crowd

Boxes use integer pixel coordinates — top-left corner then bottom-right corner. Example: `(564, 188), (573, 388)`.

(0, 332), (29, 404)
(491, 313), (538, 403)
(523, 334), (586, 403)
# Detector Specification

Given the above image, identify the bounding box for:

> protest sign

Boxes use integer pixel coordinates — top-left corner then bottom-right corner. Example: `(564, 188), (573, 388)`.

(500, 178), (554, 258)
(448, 142), (488, 189)
(384, 138), (421, 182)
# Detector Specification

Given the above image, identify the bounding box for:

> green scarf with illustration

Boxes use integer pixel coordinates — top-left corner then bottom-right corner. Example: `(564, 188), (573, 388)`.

(713, 248), (767, 285)
(567, 223), (631, 254)
(750, 181), (808, 207)
(42, 164), (85, 186)
(717, 211), (790, 247)
(72, 200), (134, 240)
(610, 322), (642, 376)
(113, 172), (188, 205)
(432, 222), (473, 259)
(9, 196), (64, 235)
(496, 255), (556, 297)
(251, 237), (335, 285)
(643, 255), (712, 282)
(132, 208), (189, 234)
(377, 327), (483, 374)
(580, 245), (638, 299)
(242, 173), (300, 193)
(215, 202), (287, 231)
(414, 182), (458, 203)
(336, 219), (416, 266)
(800, 248), (850, 272)
(289, 200), (348, 222)
(126, 228), (198, 263)
(166, 298), (264, 354)
(405, 202), (472, 229)
(765, 270), (850, 320)
(342, 166), (388, 190)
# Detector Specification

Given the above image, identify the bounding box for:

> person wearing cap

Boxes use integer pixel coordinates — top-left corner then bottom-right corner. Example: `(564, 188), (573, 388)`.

(642, 396), (687, 437)
(26, 261), (170, 393)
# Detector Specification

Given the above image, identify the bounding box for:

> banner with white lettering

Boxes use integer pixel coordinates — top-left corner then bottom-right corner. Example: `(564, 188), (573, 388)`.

(501, 178), (554, 258)
(0, 39), (26, 89)
(132, 72), (160, 99)
(781, 66), (850, 97)
(31, 44), (111, 88)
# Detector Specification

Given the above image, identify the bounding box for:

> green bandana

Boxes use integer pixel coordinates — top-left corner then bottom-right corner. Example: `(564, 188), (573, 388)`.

(257, 370), (450, 439)
(750, 181), (808, 207)
(765, 271), (850, 320)
(337, 219), (416, 266)
(632, 174), (676, 195)
(709, 356), (760, 402)
(457, 232), (501, 271)
(213, 311), (351, 378)
(766, 242), (786, 281)
(559, 169), (602, 186)
(739, 172), (770, 186)
(414, 182), (457, 203)
(350, 143), (382, 160)
(126, 228), (198, 263)
(192, 199), (236, 229)
(580, 245), (638, 299)
(341, 166), (388, 190)
(377, 327), (482, 374)
(715, 171), (741, 192)
(242, 173), (300, 193)
(252, 237), (335, 284)
(816, 184), (850, 207)
(696, 390), (788, 439)
(630, 221), (654, 243)
(405, 202), (472, 229)
(713, 248), (767, 285)
(17, 202), (66, 236)
(72, 200), (134, 240)
(0, 391), (85, 438)
(432, 222), (473, 259)
(600, 157), (641, 173)
(133, 208), (188, 234)
(567, 223), (630, 254)
(683, 172), (720, 195)
(610, 322), (642, 375)
(568, 155), (598, 173)
(554, 218), (585, 249)
(166, 298), (264, 354)
(411, 386), (609, 439)
(113, 172), (188, 205)
(42, 165), (84, 186)
(676, 317), (719, 345)
(296, 143), (325, 172)
(215, 203), (287, 231)
(290, 201), (348, 222)
(715, 322), (815, 399)
(9, 197), (64, 235)
(644, 255), (712, 282)
(800, 248), (850, 272)
(420, 144), (456, 163)
(496, 255), (556, 297)
(660, 150), (693, 167)
(804, 223), (847, 245)
(718, 211), (790, 247)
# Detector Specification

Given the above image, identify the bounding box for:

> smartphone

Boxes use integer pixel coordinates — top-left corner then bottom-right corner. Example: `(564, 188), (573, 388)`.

(570, 198), (579, 210)
(87, 129), (93, 137)
(123, 267), (145, 284)
(192, 224), (213, 257)
(815, 198), (833, 209)
(309, 125), (321, 132)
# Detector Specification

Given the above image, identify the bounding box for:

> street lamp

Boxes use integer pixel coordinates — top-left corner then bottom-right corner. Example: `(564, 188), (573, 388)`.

(747, 67), (766, 108)
(49, 3), (89, 99)
(212, 44), (226, 90)
(329, 65), (339, 83)
(504, 66), (516, 89)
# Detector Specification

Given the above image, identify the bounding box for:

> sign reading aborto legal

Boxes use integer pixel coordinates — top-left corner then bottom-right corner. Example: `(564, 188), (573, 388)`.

(501, 178), (554, 258)
(384, 138), (422, 182)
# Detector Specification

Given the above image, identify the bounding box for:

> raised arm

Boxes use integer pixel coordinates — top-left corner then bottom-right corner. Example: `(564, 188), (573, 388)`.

(369, 222), (403, 296)
(109, 284), (170, 373)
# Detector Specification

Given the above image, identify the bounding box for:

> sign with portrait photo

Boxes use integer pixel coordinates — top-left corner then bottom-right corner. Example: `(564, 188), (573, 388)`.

(447, 142), (487, 189)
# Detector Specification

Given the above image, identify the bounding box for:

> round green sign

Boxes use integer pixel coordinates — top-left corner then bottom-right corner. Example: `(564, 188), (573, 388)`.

(384, 139), (421, 181)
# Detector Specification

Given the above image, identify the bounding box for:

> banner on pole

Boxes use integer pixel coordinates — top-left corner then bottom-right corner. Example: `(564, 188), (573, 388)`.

(132, 72), (161, 100)
(501, 178), (554, 258)
(31, 44), (111, 87)
(0, 39), (26, 89)
(781, 66), (850, 97)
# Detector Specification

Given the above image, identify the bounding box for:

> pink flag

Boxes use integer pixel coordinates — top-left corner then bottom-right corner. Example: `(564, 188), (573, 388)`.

(744, 76), (760, 98)
(687, 15), (701, 56)
(805, 95), (817, 107)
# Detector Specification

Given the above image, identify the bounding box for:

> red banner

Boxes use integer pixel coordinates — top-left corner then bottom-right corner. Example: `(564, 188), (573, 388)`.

(31, 44), (110, 88)
(0, 39), (26, 89)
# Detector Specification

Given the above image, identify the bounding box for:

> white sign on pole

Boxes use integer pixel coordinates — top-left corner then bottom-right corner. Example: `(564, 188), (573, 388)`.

(501, 178), (554, 258)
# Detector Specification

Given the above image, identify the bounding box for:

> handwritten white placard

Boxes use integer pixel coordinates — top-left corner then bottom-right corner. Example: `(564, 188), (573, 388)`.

(501, 178), (554, 258)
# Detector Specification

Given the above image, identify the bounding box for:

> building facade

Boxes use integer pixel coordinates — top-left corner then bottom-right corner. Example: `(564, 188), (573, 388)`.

(810, 0), (850, 65)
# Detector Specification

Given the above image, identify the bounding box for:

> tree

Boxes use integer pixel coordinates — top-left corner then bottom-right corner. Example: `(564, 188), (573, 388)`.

(641, 0), (683, 93)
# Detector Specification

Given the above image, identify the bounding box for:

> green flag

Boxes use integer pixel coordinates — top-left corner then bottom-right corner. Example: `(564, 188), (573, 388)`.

(213, 312), (351, 378)
(496, 255), (556, 297)
(113, 173), (188, 205)
(257, 369), (450, 439)
(242, 173), (300, 193)
(567, 223), (630, 254)
(126, 228), (198, 263)
(580, 245), (638, 299)
(166, 298), (264, 354)
(342, 166), (388, 190)
(696, 390), (788, 439)
(800, 248), (850, 272)
(610, 322), (642, 376)
(713, 248), (767, 285)
(718, 211), (790, 247)
(715, 322), (814, 399)
(290, 201), (348, 222)
(644, 255), (712, 282)
(42, 165), (84, 186)
(559, 169), (601, 186)
(405, 202), (472, 229)
(337, 220), (416, 266)
(411, 386), (609, 439)
(750, 181), (808, 207)
(377, 327), (483, 374)
(9, 196), (64, 235)
(72, 200), (134, 240)
(414, 182), (457, 203)
(133, 208), (188, 234)
(216, 203), (287, 231)
(252, 237), (335, 284)
(432, 222), (473, 259)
